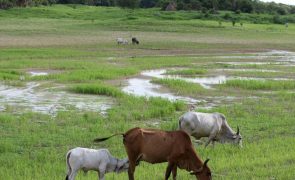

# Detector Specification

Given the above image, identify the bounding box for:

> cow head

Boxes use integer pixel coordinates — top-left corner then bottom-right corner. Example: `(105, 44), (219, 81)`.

(190, 159), (212, 180)
(116, 158), (129, 173)
(232, 126), (243, 147)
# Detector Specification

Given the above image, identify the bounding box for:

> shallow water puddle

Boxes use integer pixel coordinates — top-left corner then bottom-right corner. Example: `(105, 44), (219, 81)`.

(0, 82), (113, 116)
(217, 61), (285, 65)
(141, 69), (227, 89)
(215, 50), (295, 65)
(217, 68), (279, 72)
(123, 69), (235, 108)
(29, 71), (49, 76)
(122, 78), (199, 104)
(122, 75), (243, 109)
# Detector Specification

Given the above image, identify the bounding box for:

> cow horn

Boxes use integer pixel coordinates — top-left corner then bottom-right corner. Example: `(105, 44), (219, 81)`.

(204, 158), (210, 166)
(194, 158), (210, 173)
(237, 126), (240, 135)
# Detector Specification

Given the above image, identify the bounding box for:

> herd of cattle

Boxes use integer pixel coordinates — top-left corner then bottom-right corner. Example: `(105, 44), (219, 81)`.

(65, 111), (242, 180)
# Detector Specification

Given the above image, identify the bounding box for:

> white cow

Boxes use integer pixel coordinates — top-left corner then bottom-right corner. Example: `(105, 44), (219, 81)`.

(65, 147), (129, 180)
(179, 112), (242, 147)
(116, 38), (128, 45)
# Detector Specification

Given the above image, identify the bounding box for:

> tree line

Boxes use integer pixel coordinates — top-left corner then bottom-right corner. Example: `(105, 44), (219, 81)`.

(1, 0), (295, 16)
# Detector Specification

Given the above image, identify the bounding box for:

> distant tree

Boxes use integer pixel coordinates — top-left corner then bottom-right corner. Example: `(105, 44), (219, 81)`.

(237, 0), (253, 13)
(223, 12), (231, 20)
(212, 0), (218, 12)
(117, 0), (139, 8)
(190, 0), (201, 10)
(218, 0), (232, 10)
(231, 0), (237, 11)
(0, 0), (16, 9)
(252, 1), (266, 14)
(273, 15), (283, 24)
(159, 0), (170, 10)
(276, 6), (287, 15)
(176, 1), (184, 10)
(140, 0), (159, 8)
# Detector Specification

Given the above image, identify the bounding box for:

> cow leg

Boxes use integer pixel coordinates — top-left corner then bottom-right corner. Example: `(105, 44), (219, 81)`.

(205, 135), (214, 147)
(98, 171), (105, 180)
(98, 165), (106, 180)
(128, 162), (136, 180)
(165, 162), (174, 180)
(172, 165), (177, 180)
(205, 139), (212, 147)
(68, 170), (77, 180)
(212, 139), (217, 148)
(205, 133), (217, 147)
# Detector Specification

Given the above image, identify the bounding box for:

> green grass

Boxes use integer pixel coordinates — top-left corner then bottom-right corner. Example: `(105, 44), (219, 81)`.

(0, 69), (24, 80)
(151, 78), (206, 97)
(0, 4), (295, 180)
(165, 68), (208, 76)
(223, 79), (295, 90)
(69, 83), (124, 97)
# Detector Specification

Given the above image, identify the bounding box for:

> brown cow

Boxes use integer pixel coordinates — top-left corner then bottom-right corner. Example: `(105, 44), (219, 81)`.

(94, 127), (211, 180)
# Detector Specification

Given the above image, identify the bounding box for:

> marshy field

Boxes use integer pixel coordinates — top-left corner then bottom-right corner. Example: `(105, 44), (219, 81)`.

(1, 5), (295, 179)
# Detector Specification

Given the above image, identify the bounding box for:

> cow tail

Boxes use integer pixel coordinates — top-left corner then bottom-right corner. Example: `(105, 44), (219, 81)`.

(93, 133), (124, 143)
(65, 151), (71, 180)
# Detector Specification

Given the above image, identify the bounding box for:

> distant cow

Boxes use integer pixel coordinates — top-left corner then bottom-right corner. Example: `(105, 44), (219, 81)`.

(132, 37), (139, 45)
(117, 38), (128, 45)
(179, 112), (242, 147)
(65, 147), (129, 180)
(94, 127), (212, 180)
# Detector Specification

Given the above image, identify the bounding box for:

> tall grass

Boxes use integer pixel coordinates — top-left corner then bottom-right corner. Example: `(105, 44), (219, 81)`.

(0, 70), (23, 80)
(223, 79), (295, 90)
(165, 68), (207, 76)
(31, 68), (138, 82)
(70, 83), (123, 97)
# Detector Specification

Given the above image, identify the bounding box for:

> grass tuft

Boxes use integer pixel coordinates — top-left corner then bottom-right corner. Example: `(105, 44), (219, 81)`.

(69, 83), (123, 97)
(223, 79), (295, 90)
(165, 68), (207, 76)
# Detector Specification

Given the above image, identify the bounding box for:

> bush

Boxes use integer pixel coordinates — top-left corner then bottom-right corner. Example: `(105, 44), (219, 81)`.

(223, 12), (232, 20)
(273, 15), (284, 24)
(0, 0), (16, 9)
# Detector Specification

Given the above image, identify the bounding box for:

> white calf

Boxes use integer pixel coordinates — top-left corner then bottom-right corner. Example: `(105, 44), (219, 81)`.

(116, 38), (128, 45)
(65, 147), (129, 180)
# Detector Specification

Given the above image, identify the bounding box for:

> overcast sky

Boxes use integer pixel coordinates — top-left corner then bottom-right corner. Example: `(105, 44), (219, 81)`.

(260, 0), (295, 5)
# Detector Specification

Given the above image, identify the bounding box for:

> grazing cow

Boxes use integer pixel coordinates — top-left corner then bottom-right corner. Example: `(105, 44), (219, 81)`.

(117, 38), (128, 45)
(94, 127), (211, 180)
(179, 112), (242, 147)
(132, 37), (139, 45)
(65, 147), (129, 180)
